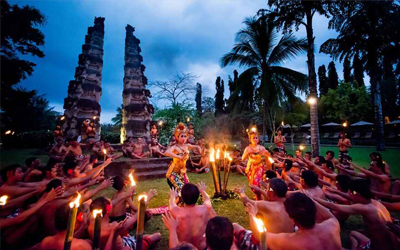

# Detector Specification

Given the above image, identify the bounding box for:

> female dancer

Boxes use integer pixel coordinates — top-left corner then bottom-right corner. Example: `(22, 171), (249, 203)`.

(242, 127), (271, 200)
(165, 123), (202, 193)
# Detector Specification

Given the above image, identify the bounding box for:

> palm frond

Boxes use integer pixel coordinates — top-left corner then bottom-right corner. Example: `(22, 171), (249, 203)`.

(268, 34), (308, 65)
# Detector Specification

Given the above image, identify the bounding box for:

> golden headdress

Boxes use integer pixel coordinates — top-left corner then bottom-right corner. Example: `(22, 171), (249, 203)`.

(246, 126), (259, 138)
(174, 122), (188, 140)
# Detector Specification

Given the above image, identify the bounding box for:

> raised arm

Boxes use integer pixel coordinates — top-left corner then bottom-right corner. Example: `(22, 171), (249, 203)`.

(372, 190), (400, 202)
(352, 164), (389, 182)
(236, 185), (256, 207)
(67, 158), (113, 187)
(198, 182), (216, 217)
(168, 188), (179, 214)
(314, 197), (366, 215)
(0, 186), (38, 198)
(81, 178), (113, 203)
(162, 212), (180, 249)
(165, 146), (182, 159)
(381, 201), (400, 211)
(187, 144), (201, 154)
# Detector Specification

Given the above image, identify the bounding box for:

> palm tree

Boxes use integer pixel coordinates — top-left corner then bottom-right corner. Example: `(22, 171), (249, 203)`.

(220, 12), (308, 143)
(111, 105), (123, 126)
(321, 1), (400, 151)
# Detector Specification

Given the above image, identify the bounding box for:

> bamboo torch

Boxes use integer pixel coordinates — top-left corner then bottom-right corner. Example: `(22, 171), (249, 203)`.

(223, 154), (233, 193)
(63, 193), (81, 250)
(136, 194), (148, 250)
(103, 149), (107, 161)
(92, 209), (103, 250)
(209, 148), (220, 196)
(222, 150), (227, 194)
(216, 148), (222, 192)
(267, 156), (275, 170)
(254, 217), (267, 250)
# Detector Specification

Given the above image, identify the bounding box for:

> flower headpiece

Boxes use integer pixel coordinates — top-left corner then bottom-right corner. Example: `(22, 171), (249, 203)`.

(246, 126), (259, 138)
(174, 122), (188, 140)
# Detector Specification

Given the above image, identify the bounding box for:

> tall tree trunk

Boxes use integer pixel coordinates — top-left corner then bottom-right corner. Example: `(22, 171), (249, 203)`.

(306, 11), (320, 157)
(263, 100), (266, 145)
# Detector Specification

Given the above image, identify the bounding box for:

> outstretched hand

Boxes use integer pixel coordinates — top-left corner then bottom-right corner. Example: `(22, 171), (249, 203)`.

(147, 189), (158, 201)
(162, 212), (179, 231)
(170, 188), (179, 199)
(234, 185), (246, 194)
(245, 202), (258, 216)
(197, 182), (207, 193)
(99, 177), (114, 189)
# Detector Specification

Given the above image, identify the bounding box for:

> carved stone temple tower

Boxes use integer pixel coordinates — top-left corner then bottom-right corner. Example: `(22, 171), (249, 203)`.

(62, 17), (105, 140)
(120, 25), (154, 143)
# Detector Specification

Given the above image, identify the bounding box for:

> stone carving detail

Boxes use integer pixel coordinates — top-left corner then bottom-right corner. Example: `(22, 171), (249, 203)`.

(121, 24), (153, 143)
(62, 17), (105, 141)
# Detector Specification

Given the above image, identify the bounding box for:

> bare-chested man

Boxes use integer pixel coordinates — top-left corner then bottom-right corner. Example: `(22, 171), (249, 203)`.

(149, 138), (166, 157)
(287, 170), (326, 199)
(315, 179), (400, 250)
(131, 137), (150, 159)
(40, 204), (92, 250)
(66, 140), (85, 160)
(92, 140), (104, 159)
(0, 164), (40, 198)
(49, 139), (68, 161)
(248, 192), (342, 250)
(236, 178), (294, 233)
(337, 132), (352, 162)
(169, 182), (216, 250)
(87, 197), (161, 250)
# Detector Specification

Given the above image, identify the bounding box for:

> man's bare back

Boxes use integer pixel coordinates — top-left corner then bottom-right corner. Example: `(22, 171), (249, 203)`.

(257, 201), (294, 233)
(41, 231), (92, 250)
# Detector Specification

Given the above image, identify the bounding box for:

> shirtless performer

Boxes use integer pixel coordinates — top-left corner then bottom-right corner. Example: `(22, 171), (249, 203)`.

(151, 124), (158, 139)
(286, 170), (326, 199)
(66, 140), (85, 161)
(87, 197), (161, 250)
(0, 164), (40, 198)
(49, 139), (68, 161)
(315, 179), (400, 250)
(149, 137), (166, 157)
(92, 141), (104, 159)
(169, 182), (216, 250)
(337, 132), (352, 162)
(190, 141), (210, 173)
(247, 193), (342, 250)
(274, 129), (286, 150)
(187, 124), (195, 144)
(40, 204), (92, 250)
(110, 176), (157, 223)
(132, 137), (150, 159)
(236, 178), (294, 233)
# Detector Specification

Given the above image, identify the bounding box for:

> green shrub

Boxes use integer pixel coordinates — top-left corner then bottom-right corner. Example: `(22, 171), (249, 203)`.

(101, 131), (120, 143)
(1, 130), (53, 148)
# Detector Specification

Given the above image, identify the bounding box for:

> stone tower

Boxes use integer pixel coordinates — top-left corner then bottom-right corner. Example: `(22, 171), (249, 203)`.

(120, 25), (154, 143)
(62, 17), (105, 141)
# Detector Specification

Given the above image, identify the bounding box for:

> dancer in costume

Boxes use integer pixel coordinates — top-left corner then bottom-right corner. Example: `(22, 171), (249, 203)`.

(242, 127), (271, 200)
(165, 123), (202, 193)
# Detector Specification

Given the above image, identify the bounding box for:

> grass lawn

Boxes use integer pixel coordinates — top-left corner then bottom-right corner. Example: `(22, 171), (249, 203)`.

(1, 145), (400, 249)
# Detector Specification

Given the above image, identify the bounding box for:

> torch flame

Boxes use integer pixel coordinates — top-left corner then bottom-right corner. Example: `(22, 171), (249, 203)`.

(227, 153), (233, 162)
(299, 145), (305, 151)
(60, 116), (65, 121)
(138, 194), (148, 202)
(216, 149), (221, 160)
(254, 217), (267, 233)
(0, 195), (8, 206)
(342, 122), (348, 128)
(251, 127), (257, 133)
(224, 151), (227, 159)
(92, 209), (103, 218)
(69, 192), (81, 208)
(281, 121), (284, 126)
(93, 116), (97, 120)
(129, 173), (136, 186)
(103, 149), (107, 155)
(5, 130), (11, 135)
(268, 157), (275, 164)
(158, 121), (163, 126)
(209, 148), (215, 163)
(186, 117), (190, 122)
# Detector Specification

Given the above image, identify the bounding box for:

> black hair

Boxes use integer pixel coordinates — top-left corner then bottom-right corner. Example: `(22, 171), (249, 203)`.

(287, 154), (294, 158)
(113, 176), (125, 191)
(206, 216), (234, 250)
(45, 179), (63, 192)
(272, 148), (280, 153)
(47, 158), (59, 168)
(181, 183), (200, 205)
(1, 164), (21, 181)
(265, 170), (277, 180)
(305, 151), (312, 156)
(64, 156), (76, 164)
(172, 243), (198, 250)
(90, 154), (98, 163)
(349, 179), (372, 199)
(301, 170), (318, 187)
(55, 204), (71, 231)
(326, 150), (335, 158)
(284, 159), (293, 172)
(63, 161), (78, 176)
(269, 178), (288, 198)
(284, 193), (316, 229)
(336, 174), (352, 192)
(316, 156), (326, 164)
(25, 157), (38, 167)
(325, 161), (335, 171)
(233, 149), (241, 153)
(90, 197), (111, 217)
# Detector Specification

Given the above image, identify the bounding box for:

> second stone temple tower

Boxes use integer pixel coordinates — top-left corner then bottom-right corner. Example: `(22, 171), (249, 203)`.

(120, 25), (154, 143)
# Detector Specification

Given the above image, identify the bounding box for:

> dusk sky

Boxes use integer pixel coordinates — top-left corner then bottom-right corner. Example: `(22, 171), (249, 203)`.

(13, 0), (365, 123)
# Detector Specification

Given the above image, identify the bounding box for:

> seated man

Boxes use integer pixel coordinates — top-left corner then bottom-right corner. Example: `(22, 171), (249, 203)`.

(40, 204), (92, 250)
(304, 151), (312, 161)
(230, 149), (246, 175)
(169, 182), (216, 250)
(87, 197), (161, 250)
(248, 193), (342, 250)
(236, 178), (294, 233)
(131, 137), (150, 159)
(122, 140), (134, 157)
(325, 150), (339, 166)
(23, 157), (43, 182)
(104, 142), (115, 156)
(315, 179), (400, 250)
(0, 164), (40, 198)
(149, 138), (166, 158)
(66, 140), (85, 160)
(92, 141), (104, 159)
(287, 170), (325, 199)
(49, 139), (68, 161)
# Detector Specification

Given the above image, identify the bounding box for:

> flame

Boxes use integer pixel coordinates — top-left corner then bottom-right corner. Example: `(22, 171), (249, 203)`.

(103, 149), (107, 155)
(254, 217), (267, 233)
(209, 148), (215, 163)
(129, 173), (136, 186)
(69, 193), (81, 208)
(224, 151), (227, 159)
(93, 209), (103, 218)
(0, 195), (8, 206)
(138, 194), (148, 202)
(93, 116), (97, 120)
(12, 131), (15, 135)
(268, 157), (275, 164)
(281, 121), (284, 126)
(251, 127), (257, 133)
(158, 121), (163, 126)
(60, 116), (65, 121)
(186, 117), (190, 122)
(5, 130), (11, 135)
(227, 153), (233, 162)
(308, 97), (317, 105)
(299, 145), (305, 151)
(216, 149), (221, 160)
(342, 122), (348, 128)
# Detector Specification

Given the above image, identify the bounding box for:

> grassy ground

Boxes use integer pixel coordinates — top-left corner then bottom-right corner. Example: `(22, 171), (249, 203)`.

(1, 146), (399, 249)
